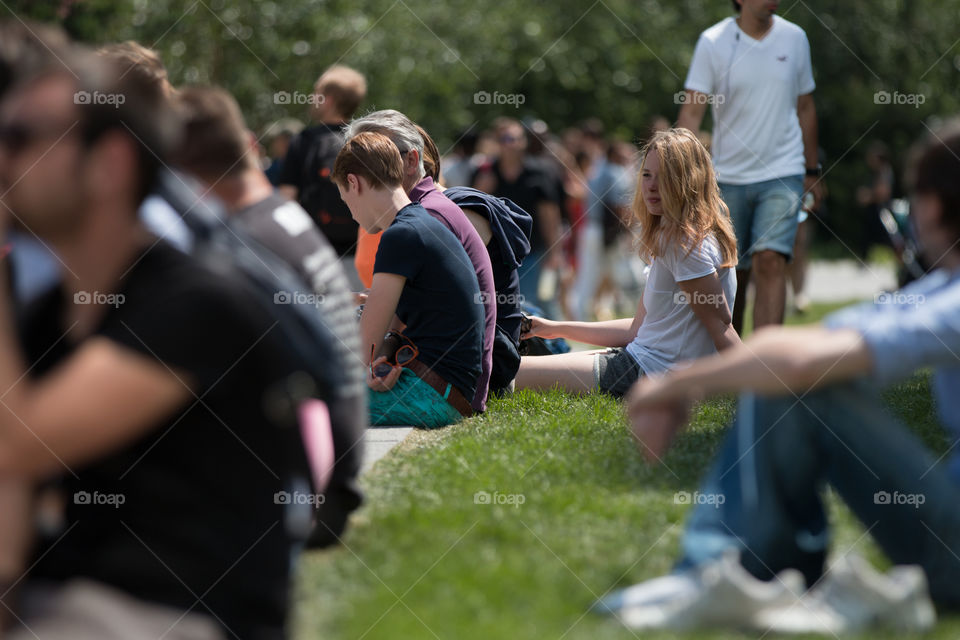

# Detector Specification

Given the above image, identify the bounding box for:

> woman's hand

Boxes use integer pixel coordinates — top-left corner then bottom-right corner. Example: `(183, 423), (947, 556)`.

(625, 377), (691, 463)
(520, 316), (564, 340)
(366, 356), (403, 392)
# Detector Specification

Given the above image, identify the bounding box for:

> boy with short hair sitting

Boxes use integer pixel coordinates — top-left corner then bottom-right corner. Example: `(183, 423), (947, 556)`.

(332, 132), (484, 428)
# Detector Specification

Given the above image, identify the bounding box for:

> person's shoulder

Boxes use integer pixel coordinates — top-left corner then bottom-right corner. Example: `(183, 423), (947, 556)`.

(126, 242), (256, 314)
(382, 205), (425, 239)
(773, 14), (808, 39)
(700, 16), (735, 43)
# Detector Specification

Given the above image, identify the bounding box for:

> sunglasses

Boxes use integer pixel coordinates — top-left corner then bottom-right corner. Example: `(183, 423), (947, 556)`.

(0, 120), (76, 155)
(370, 332), (419, 378)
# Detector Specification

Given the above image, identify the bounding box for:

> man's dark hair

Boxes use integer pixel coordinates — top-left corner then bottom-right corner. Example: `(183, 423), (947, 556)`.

(908, 120), (960, 238)
(732, 0), (741, 12)
(173, 85), (255, 178)
(97, 41), (175, 103)
(71, 53), (180, 205)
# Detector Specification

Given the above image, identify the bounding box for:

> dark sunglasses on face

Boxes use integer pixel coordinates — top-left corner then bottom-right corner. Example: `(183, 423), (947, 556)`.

(0, 120), (76, 155)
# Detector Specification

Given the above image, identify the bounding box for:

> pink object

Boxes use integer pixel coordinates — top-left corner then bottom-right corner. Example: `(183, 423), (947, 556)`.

(298, 399), (335, 492)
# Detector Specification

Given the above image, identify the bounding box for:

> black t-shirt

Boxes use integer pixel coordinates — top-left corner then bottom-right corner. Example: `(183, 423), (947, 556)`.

(373, 203), (484, 400)
(473, 158), (560, 252)
(278, 123), (358, 257)
(21, 242), (302, 640)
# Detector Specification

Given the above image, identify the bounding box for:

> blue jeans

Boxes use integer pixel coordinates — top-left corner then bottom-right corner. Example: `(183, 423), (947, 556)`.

(720, 176), (803, 270)
(368, 369), (463, 429)
(676, 382), (960, 605)
(518, 249), (560, 319)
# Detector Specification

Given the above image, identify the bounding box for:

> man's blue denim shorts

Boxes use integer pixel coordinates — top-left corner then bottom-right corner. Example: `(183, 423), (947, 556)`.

(719, 175), (804, 270)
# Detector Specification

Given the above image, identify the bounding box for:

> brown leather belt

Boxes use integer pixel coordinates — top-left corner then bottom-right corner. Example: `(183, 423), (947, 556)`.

(405, 359), (474, 418)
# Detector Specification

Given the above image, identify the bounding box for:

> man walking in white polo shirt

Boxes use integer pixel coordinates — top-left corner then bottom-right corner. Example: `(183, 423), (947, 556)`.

(678, 0), (821, 332)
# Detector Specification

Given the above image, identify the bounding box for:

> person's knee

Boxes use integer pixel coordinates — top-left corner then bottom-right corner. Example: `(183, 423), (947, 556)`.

(752, 250), (787, 279)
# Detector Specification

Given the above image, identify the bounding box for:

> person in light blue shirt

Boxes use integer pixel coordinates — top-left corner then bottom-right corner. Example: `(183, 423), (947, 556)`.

(619, 121), (960, 609)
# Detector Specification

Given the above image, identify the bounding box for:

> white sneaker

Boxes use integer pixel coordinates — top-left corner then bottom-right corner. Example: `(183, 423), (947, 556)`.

(759, 554), (937, 634)
(595, 552), (805, 631)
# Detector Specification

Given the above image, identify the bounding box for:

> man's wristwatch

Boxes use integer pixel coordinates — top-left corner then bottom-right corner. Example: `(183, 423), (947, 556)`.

(805, 164), (823, 178)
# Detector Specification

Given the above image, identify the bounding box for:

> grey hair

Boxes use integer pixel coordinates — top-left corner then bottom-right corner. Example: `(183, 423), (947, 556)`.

(343, 109), (425, 182)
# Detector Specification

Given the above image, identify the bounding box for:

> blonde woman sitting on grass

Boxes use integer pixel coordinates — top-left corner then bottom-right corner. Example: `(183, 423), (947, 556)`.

(516, 128), (741, 397)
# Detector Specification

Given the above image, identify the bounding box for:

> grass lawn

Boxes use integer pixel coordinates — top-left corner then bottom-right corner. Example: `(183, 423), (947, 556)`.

(294, 301), (957, 639)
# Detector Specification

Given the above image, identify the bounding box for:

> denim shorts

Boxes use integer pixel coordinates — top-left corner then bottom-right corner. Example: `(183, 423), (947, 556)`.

(368, 369), (463, 429)
(720, 175), (804, 270)
(594, 348), (643, 399)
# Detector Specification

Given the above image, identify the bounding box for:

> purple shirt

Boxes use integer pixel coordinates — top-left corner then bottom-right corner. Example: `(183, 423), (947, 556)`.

(410, 177), (495, 411)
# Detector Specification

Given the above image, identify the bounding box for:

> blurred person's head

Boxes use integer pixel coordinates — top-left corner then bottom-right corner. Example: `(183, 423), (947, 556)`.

(262, 118), (303, 160)
(632, 128), (737, 268)
(97, 41), (174, 103)
(649, 115), (671, 134)
(331, 131), (406, 233)
(452, 129), (478, 158)
(866, 140), (891, 171)
(906, 120), (960, 270)
(733, 0), (778, 19)
(607, 140), (637, 167)
(580, 118), (606, 159)
(415, 123), (441, 182)
(492, 117), (526, 160)
(344, 109), (425, 191)
(172, 85), (277, 212)
(312, 64), (366, 123)
(475, 129), (499, 157)
(0, 51), (179, 242)
(560, 127), (584, 155)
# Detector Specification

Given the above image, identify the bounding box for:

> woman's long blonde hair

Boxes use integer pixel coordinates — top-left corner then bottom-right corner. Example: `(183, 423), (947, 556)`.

(632, 128), (738, 268)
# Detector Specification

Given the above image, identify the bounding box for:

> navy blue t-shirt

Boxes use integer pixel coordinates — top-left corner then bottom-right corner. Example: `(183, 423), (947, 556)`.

(374, 203), (484, 400)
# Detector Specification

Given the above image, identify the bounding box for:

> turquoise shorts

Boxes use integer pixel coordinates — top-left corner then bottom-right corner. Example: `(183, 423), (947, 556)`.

(368, 368), (463, 429)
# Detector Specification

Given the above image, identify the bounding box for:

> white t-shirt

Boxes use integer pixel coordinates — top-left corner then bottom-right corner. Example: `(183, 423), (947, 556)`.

(684, 15), (815, 185)
(626, 235), (737, 375)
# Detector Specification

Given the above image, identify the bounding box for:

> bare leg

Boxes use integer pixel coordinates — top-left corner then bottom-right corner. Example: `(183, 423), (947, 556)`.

(789, 220), (810, 311)
(752, 249), (788, 328)
(732, 268), (751, 335)
(515, 351), (604, 393)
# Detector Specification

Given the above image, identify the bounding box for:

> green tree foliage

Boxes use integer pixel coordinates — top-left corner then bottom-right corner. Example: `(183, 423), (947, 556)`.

(4, 0), (959, 247)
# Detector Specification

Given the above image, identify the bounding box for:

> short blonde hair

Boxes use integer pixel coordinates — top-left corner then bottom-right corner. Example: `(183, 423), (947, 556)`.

(315, 65), (366, 118)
